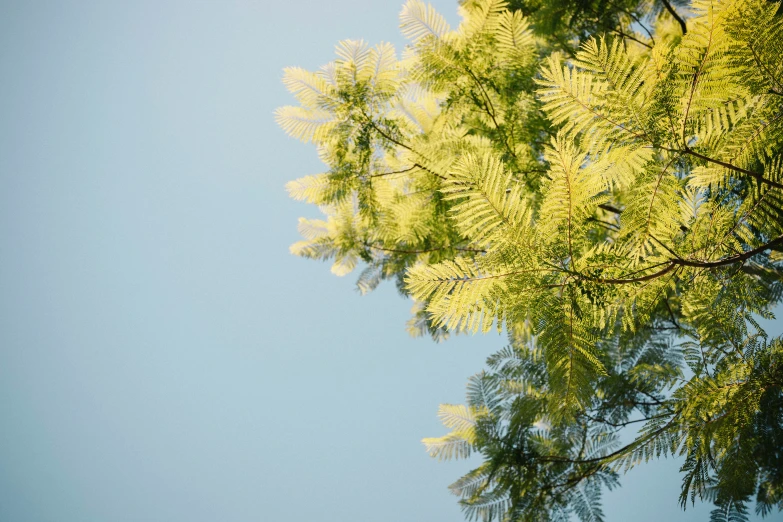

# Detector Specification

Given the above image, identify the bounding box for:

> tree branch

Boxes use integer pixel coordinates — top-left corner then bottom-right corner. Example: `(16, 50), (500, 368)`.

(365, 242), (485, 255)
(538, 415), (678, 466)
(584, 233), (783, 284)
(673, 233), (783, 269)
(369, 165), (420, 178)
(661, 0), (687, 35)
(364, 118), (448, 181)
(598, 203), (623, 215)
(682, 147), (783, 191)
(583, 412), (666, 428)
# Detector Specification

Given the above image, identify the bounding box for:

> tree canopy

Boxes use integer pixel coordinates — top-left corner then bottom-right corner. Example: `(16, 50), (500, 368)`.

(277, 0), (783, 520)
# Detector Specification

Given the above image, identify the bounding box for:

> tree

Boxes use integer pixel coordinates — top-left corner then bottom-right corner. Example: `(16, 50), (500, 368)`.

(276, 0), (783, 520)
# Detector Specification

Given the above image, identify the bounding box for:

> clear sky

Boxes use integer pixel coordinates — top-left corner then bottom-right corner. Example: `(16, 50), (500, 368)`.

(0, 1), (779, 521)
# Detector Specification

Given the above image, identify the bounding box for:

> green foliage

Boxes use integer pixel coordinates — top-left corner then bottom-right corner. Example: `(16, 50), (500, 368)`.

(278, 0), (783, 519)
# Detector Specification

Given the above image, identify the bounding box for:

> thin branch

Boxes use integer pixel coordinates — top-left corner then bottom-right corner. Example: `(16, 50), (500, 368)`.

(608, 26), (654, 49)
(369, 165), (419, 178)
(661, 0), (687, 35)
(588, 217), (621, 231)
(598, 203), (623, 215)
(673, 233), (783, 269)
(582, 233), (783, 284)
(584, 4), (654, 48)
(583, 412), (666, 428)
(682, 147), (783, 190)
(681, 29), (713, 143)
(364, 117), (448, 181)
(651, 235), (682, 260)
(538, 415), (678, 465)
(663, 296), (681, 329)
(748, 40), (783, 94)
(589, 262), (679, 284)
(462, 65), (518, 161)
(615, 3), (656, 44)
(634, 389), (671, 408)
(365, 242), (485, 255)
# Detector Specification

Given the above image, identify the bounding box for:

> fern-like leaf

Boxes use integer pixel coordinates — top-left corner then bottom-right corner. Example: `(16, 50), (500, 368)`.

(400, 0), (451, 43)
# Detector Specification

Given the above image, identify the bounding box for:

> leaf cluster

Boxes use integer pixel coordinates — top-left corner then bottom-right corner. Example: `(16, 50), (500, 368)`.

(278, 0), (783, 519)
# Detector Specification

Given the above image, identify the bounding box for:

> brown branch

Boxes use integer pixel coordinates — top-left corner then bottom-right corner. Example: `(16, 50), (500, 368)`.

(643, 156), (679, 244)
(539, 415), (678, 466)
(364, 119), (448, 181)
(681, 30), (713, 143)
(462, 66), (518, 161)
(673, 233), (783, 268)
(664, 296), (681, 329)
(651, 234), (682, 260)
(365, 242), (485, 255)
(598, 203), (623, 215)
(608, 26), (654, 49)
(661, 0), (687, 35)
(617, 4), (656, 44)
(634, 389), (671, 408)
(590, 262), (679, 284)
(663, 146), (783, 191)
(584, 4), (655, 49)
(748, 40), (783, 95)
(583, 412), (666, 428)
(369, 165), (420, 178)
(584, 233), (783, 284)
(588, 217), (620, 231)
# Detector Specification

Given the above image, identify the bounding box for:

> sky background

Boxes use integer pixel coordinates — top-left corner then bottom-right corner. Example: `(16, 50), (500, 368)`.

(0, 1), (779, 521)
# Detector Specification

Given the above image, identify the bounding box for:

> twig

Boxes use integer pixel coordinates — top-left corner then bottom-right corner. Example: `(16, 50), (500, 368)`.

(661, 0), (687, 35)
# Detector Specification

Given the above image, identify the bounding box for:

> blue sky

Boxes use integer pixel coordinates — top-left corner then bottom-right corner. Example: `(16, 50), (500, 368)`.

(0, 1), (778, 521)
